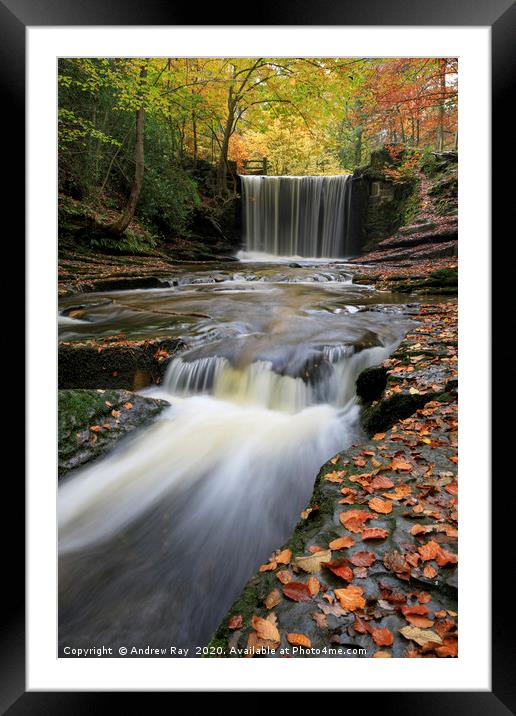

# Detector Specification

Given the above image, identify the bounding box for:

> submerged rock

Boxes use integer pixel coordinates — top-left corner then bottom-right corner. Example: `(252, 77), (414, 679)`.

(58, 388), (169, 479)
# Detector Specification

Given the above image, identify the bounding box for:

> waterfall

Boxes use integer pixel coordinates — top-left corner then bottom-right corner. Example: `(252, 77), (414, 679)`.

(241, 174), (352, 258)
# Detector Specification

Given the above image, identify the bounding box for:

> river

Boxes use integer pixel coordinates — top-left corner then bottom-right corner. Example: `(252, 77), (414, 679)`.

(57, 257), (421, 655)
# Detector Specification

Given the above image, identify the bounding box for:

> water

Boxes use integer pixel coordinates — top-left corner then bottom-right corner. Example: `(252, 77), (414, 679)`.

(58, 260), (413, 655)
(241, 175), (352, 258)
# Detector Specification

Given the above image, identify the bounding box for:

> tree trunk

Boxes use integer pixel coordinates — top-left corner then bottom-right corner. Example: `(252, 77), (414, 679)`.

(217, 91), (235, 195)
(109, 66), (147, 235)
(354, 127), (362, 165)
(436, 58), (446, 152)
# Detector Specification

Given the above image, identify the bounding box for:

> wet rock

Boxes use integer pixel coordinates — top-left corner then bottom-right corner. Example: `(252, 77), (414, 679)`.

(59, 336), (185, 390)
(93, 276), (169, 291)
(58, 389), (169, 479)
(356, 366), (388, 403)
(361, 392), (431, 436)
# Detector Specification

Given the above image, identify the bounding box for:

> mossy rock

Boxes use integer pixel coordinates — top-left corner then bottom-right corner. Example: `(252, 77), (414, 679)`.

(58, 388), (169, 479)
(58, 336), (185, 390)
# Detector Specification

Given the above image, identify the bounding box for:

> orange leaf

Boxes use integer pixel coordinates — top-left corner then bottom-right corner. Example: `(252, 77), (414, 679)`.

(370, 475), (394, 490)
(390, 459), (413, 471)
(334, 585), (366, 612)
(405, 615), (435, 628)
(435, 547), (458, 567)
(276, 570), (293, 585)
(368, 497), (393, 514)
(251, 615), (280, 644)
(361, 528), (390, 540)
(402, 604), (429, 616)
(308, 576), (320, 596)
(324, 559), (353, 582)
(328, 536), (355, 550)
(371, 627), (394, 646)
(287, 633), (311, 648)
(418, 540), (440, 561)
(275, 549), (292, 565)
(340, 509), (374, 532)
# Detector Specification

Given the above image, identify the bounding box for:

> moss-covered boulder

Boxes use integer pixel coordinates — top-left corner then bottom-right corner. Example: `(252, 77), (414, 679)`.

(58, 388), (169, 479)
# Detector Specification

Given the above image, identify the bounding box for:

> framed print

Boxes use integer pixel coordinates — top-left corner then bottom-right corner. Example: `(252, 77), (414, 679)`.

(4, 0), (513, 708)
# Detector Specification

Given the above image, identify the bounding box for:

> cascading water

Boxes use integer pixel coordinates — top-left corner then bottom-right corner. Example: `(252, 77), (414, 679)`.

(58, 325), (409, 655)
(240, 174), (352, 258)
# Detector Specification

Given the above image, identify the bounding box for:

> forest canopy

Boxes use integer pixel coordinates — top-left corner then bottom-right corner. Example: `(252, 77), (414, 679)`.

(58, 57), (457, 240)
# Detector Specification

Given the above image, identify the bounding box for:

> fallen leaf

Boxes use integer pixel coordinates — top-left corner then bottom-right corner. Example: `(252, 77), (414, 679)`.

(399, 626), (443, 647)
(324, 559), (353, 582)
(294, 549), (331, 573)
(372, 433), (386, 441)
(418, 540), (441, 561)
(275, 549), (292, 565)
(259, 561), (277, 572)
(405, 615), (435, 628)
(382, 484), (412, 500)
(371, 475), (394, 490)
(287, 633), (311, 648)
(340, 509), (374, 532)
(89, 425), (101, 432)
(368, 497), (393, 514)
(390, 459), (413, 471)
(251, 615), (280, 644)
(276, 570), (293, 585)
(423, 564), (438, 579)
(435, 547), (458, 567)
(402, 605), (429, 616)
(328, 536), (355, 550)
(373, 651), (392, 657)
(361, 528), (390, 540)
(371, 627), (394, 646)
(228, 615), (243, 630)
(282, 582), (312, 602)
(350, 551), (376, 567)
(264, 589), (281, 610)
(324, 471), (345, 483)
(123, 402), (133, 410)
(308, 576), (320, 596)
(334, 585), (366, 612)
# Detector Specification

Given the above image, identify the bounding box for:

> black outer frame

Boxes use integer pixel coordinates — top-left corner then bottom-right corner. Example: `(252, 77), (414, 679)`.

(5, 0), (513, 709)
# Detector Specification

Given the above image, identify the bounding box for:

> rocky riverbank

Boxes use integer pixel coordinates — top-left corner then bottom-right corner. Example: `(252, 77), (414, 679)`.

(208, 302), (458, 658)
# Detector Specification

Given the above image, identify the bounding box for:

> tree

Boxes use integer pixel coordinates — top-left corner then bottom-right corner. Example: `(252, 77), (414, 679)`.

(109, 64), (147, 234)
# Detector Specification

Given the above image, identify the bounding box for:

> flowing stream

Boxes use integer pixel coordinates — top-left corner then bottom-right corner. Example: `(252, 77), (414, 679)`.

(58, 181), (415, 655)
(58, 260), (414, 656)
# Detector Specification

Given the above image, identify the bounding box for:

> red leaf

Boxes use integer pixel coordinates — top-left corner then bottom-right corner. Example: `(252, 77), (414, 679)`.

(282, 582), (312, 602)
